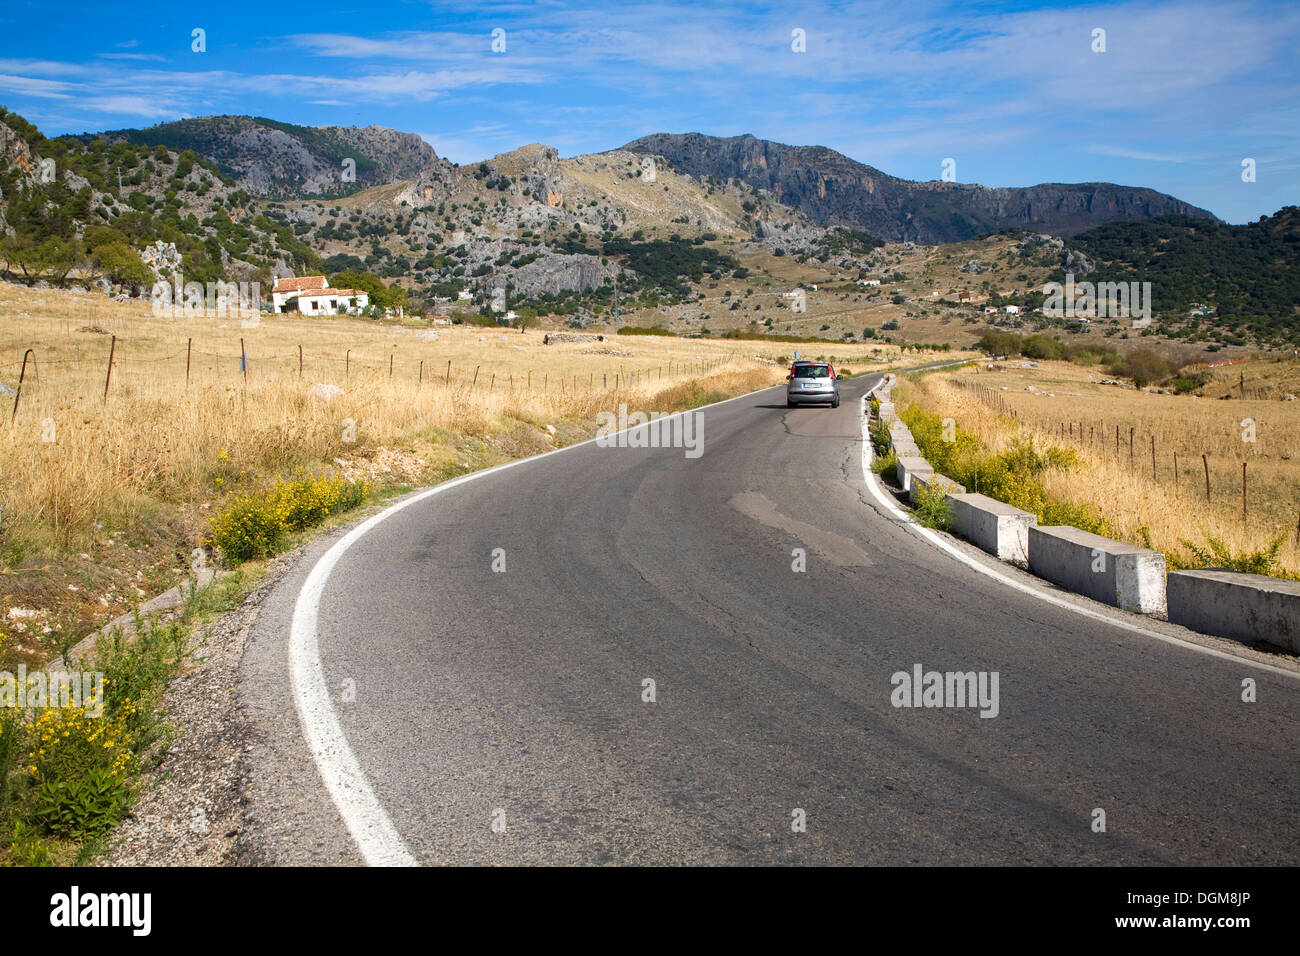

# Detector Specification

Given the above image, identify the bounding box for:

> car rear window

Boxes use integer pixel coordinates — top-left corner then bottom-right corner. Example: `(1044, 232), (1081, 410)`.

(793, 365), (831, 378)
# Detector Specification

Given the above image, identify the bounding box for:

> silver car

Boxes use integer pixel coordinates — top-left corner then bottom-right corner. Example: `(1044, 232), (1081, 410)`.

(786, 362), (841, 408)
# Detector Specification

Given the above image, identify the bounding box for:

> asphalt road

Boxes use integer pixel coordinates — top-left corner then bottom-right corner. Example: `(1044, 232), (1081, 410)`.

(241, 370), (1300, 865)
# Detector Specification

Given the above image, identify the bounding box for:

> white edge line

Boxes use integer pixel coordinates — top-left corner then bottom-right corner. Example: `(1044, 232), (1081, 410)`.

(857, 388), (1300, 681)
(287, 380), (788, 866)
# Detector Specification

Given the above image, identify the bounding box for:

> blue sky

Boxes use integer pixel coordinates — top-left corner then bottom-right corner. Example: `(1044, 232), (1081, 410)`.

(1, 0), (1295, 224)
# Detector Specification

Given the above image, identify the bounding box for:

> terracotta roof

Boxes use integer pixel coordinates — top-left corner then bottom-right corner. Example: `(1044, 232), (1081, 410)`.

(273, 275), (327, 293)
(300, 288), (367, 298)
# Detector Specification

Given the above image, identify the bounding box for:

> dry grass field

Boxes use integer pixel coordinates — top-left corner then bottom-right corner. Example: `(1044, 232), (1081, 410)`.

(900, 358), (1300, 575)
(0, 282), (960, 664)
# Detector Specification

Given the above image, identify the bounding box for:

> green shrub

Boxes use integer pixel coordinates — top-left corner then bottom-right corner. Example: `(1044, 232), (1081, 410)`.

(871, 450), (898, 477)
(869, 420), (893, 457)
(1175, 531), (1294, 578)
(208, 474), (370, 563)
(911, 482), (953, 530)
(616, 325), (675, 336)
(31, 768), (130, 839)
(6, 819), (55, 865)
(206, 493), (288, 562)
(0, 708), (19, 831)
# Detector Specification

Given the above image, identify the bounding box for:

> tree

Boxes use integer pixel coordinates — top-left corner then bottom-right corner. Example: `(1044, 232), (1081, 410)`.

(83, 225), (132, 253)
(0, 235), (84, 285)
(512, 306), (539, 332)
(92, 242), (153, 287)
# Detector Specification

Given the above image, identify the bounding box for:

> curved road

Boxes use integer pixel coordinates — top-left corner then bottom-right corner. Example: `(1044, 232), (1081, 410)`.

(241, 371), (1300, 865)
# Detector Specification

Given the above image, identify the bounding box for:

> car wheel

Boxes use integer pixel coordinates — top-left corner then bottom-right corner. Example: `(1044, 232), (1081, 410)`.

(831, 397), (840, 408)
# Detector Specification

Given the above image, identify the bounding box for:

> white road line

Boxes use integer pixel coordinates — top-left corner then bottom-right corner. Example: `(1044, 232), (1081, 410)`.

(287, 380), (787, 866)
(857, 393), (1300, 681)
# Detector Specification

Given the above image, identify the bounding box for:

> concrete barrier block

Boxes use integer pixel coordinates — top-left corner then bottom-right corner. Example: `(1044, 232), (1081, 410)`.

(895, 456), (933, 492)
(891, 440), (921, 458)
(1028, 526), (1166, 614)
(948, 493), (1036, 564)
(910, 471), (965, 503)
(877, 401), (896, 422)
(1168, 570), (1300, 653)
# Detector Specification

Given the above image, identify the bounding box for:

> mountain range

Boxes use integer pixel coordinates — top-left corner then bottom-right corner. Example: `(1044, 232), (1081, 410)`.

(5, 106), (1293, 349)
(624, 132), (1216, 243)
(68, 117), (1215, 244)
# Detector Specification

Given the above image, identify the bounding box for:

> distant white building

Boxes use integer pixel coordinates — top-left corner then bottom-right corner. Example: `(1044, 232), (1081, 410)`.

(857, 279), (881, 287)
(296, 288), (370, 316)
(273, 276), (369, 315)
(1004, 305), (1020, 315)
(272, 275), (326, 313)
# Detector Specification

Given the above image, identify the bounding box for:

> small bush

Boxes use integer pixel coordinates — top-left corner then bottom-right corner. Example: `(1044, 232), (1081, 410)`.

(1109, 348), (1173, 388)
(206, 494), (288, 562)
(616, 326), (675, 337)
(208, 474), (370, 563)
(911, 482), (953, 530)
(31, 768), (130, 839)
(869, 420), (893, 457)
(1176, 531), (1294, 578)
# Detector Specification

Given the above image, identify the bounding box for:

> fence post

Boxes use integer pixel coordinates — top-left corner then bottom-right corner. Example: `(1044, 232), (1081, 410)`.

(1151, 436), (1156, 481)
(446, 360), (451, 385)
(10, 348), (32, 423)
(345, 349), (350, 381)
(1203, 454), (1210, 502)
(241, 338), (248, 386)
(1242, 462), (1247, 518)
(187, 338), (192, 387)
(103, 334), (116, 403)
(298, 344), (303, 379)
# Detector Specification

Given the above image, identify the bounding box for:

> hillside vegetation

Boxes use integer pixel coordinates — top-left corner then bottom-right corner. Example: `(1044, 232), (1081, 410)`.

(1062, 208), (1300, 347)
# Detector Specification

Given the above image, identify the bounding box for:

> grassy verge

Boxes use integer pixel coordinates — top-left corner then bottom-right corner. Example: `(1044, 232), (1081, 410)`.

(899, 402), (1111, 533)
(896, 378), (1300, 580)
(0, 570), (248, 865)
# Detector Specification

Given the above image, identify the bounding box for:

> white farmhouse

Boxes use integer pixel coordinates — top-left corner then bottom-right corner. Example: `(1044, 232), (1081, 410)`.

(295, 288), (370, 316)
(1004, 305), (1020, 315)
(272, 275), (326, 313)
(272, 275), (370, 315)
